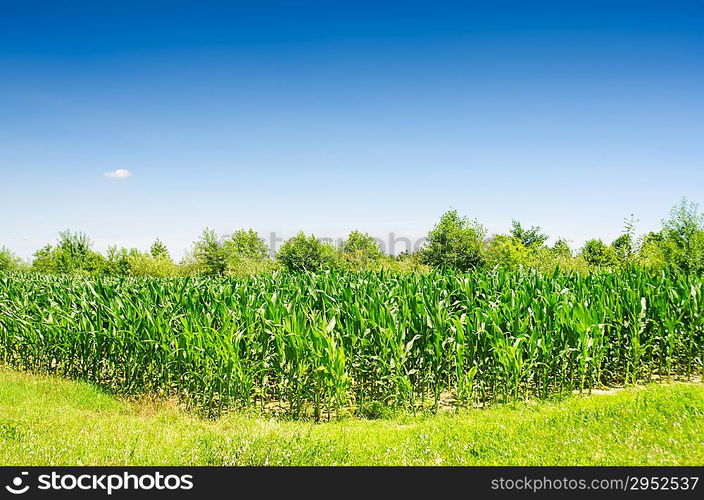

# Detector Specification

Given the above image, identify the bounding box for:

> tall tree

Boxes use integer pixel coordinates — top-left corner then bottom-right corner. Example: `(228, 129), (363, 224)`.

(421, 209), (486, 270)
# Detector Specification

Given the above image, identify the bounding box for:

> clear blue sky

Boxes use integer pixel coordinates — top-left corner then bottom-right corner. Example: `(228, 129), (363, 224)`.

(2, 1), (703, 258)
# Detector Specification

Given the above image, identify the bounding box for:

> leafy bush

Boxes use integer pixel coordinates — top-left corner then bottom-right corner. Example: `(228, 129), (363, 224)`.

(510, 220), (548, 248)
(485, 234), (530, 268)
(192, 228), (227, 276)
(659, 199), (704, 273)
(580, 239), (617, 268)
(224, 229), (269, 260)
(0, 246), (22, 271)
(277, 233), (341, 272)
(30, 231), (106, 275)
(339, 230), (383, 270)
(126, 252), (179, 277)
(150, 239), (171, 260)
(377, 252), (431, 274)
(421, 209), (486, 270)
(222, 229), (279, 277)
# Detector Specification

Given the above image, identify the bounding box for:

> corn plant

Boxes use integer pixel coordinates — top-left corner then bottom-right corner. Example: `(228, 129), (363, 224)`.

(0, 268), (701, 418)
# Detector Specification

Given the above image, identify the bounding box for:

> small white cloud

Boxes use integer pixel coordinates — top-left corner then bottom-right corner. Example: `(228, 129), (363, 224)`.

(104, 169), (132, 179)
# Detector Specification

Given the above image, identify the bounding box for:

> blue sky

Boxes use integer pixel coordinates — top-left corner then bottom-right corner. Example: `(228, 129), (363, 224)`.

(1, 1), (703, 258)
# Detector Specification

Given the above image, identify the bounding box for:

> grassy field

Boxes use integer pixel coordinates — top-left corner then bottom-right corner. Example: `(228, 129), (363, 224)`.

(0, 368), (702, 466)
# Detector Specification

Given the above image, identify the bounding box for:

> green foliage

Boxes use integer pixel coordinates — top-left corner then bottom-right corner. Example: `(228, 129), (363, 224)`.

(611, 233), (634, 264)
(13, 198), (704, 277)
(104, 246), (134, 275)
(55, 230), (92, 273)
(637, 232), (668, 270)
(0, 247), (22, 271)
(659, 198), (704, 273)
(31, 245), (57, 273)
(377, 252), (431, 274)
(526, 244), (589, 274)
(193, 228), (227, 276)
(226, 257), (281, 278)
(339, 230), (383, 270)
(1, 269), (701, 418)
(510, 220), (549, 248)
(224, 229), (269, 260)
(221, 229), (278, 277)
(552, 238), (573, 258)
(29, 232), (106, 275)
(81, 251), (108, 275)
(485, 234), (529, 268)
(277, 232), (341, 272)
(126, 252), (179, 277)
(421, 209), (486, 270)
(580, 239), (617, 267)
(175, 251), (203, 276)
(150, 239), (171, 260)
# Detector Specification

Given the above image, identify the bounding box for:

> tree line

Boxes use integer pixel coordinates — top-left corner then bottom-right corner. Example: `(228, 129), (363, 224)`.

(1, 199), (703, 277)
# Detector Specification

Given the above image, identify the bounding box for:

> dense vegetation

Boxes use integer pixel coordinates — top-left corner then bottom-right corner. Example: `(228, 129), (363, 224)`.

(1, 199), (704, 277)
(1, 268), (701, 418)
(0, 199), (702, 419)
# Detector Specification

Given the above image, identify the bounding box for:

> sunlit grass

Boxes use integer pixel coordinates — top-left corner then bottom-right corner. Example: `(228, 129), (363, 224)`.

(0, 369), (702, 466)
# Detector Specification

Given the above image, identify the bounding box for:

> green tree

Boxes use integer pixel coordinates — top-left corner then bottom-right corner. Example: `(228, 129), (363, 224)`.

(510, 220), (549, 248)
(421, 209), (486, 270)
(277, 232), (340, 272)
(0, 246), (22, 271)
(223, 229), (276, 277)
(340, 230), (383, 270)
(610, 233), (633, 264)
(580, 239), (617, 267)
(552, 238), (573, 258)
(150, 239), (171, 261)
(54, 230), (92, 273)
(31, 245), (57, 273)
(29, 231), (104, 274)
(224, 229), (269, 260)
(485, 234), (529, 269)
(637, 232), (668, 270)
(104, 246), (133, 275)
(193, 228), (226, 276)
(127, 251), (178, 277)
(660, 198), (704, 273)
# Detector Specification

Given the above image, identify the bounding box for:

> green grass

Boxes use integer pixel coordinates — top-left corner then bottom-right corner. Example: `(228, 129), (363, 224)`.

(0, 368), (702, 465)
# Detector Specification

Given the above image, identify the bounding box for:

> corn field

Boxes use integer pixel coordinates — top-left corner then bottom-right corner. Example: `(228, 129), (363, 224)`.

(0, 269), (702, 418)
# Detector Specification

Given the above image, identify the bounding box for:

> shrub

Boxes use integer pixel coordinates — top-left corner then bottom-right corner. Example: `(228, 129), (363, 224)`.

(193, 228), (227, 276)
(485, 234), (530, 268)
(580, 239), (617, 268)
(0, 246), (22, 271)
(222, 229), (278, 277)
(224, 229), (269, 260)
(277, 233), (341, 272)
(339, 231), (383, 270)
(150, 239), (171, 260)
(510, 220), (548, 248)
(659, 199), (704, 273)
(421, 209), (486, 270)
(377, 252), (431, 274)
(126, 252), (179, 277)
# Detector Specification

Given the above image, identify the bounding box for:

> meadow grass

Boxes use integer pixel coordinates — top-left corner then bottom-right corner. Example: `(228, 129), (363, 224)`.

(0, 368), (702, 466)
